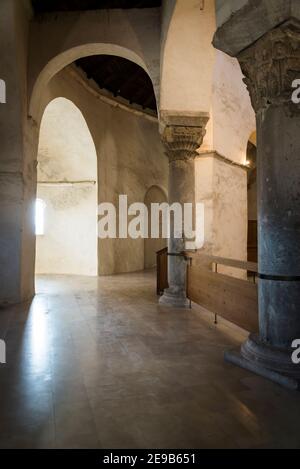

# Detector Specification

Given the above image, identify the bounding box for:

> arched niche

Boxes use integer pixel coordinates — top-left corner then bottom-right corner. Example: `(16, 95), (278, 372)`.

(35, 97), (98, 277)
(144, 185), (168, 270)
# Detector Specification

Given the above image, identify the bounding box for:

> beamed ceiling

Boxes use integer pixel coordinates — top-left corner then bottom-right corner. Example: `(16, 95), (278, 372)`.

(32, 0), (162, 13)
(76, 56), (157, 113)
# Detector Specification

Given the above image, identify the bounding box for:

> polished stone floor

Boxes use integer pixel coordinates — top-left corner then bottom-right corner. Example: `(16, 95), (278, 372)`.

(0, 271), (300, 449)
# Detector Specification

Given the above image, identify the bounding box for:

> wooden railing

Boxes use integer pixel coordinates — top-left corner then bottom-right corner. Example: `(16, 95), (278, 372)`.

(248, 220), (258, 263)
(186, 251), (258, 332)
(156, 248), (259, 333)
(156, 247), (168, 295)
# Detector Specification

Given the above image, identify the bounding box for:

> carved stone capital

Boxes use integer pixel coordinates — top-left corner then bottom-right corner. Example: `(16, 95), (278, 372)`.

(160, 113), (209, 162)
(238, 20), (300, 114)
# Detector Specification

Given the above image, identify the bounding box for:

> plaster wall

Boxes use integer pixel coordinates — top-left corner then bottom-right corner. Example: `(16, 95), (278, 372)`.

(35, 98), (98, 276)
(193, 46), (252, 271)
(160, 0), (216, 114)
(160, 1), (255, 166)
(195, 154), (248, 275)
(36, 184), (97, 276)
(210, 50), (256, 164)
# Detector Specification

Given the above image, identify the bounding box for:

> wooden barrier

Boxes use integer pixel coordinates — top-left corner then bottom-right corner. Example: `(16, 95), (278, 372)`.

(248, 220), (258, 263)
(186, 251), (259, 333)
(155, 249), (258, 333)
(156, 247), (168, 295)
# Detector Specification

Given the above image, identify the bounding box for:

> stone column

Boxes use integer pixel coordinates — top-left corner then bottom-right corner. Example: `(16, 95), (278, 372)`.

(159, 113), (208, 308)
(214, 16), (300, 389)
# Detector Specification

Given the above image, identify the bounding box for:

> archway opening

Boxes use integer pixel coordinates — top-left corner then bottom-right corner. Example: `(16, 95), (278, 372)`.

(75, 55), (157, 113)
(31, 45), (167, 284)
(35, 97), (98, 277)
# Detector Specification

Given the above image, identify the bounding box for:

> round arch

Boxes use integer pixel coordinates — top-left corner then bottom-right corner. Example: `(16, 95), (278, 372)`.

(29, 43), (152, 123)
(145, 184), (168, 204)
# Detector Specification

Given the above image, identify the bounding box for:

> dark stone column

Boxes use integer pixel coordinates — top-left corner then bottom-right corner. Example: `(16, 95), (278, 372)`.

(214, 17), (300, 389)
(159, 114), (208, 308)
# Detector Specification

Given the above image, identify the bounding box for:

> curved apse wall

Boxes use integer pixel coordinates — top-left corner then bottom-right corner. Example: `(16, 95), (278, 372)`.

(35, 97), (98, 276)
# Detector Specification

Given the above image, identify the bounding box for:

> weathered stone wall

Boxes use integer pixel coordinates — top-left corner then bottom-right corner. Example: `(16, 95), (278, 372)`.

(195, 154), (248, 266)
(160, 0), (216, 115)
(210, 50), (255, 164)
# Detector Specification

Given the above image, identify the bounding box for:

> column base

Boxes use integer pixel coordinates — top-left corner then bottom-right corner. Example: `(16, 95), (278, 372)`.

(225, 334), (300, 391)
(159, 288), (190, 309)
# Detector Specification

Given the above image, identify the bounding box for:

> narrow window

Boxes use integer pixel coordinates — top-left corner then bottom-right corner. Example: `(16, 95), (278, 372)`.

(35, 199), (46, 236)
(0, 79), (6, 103)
